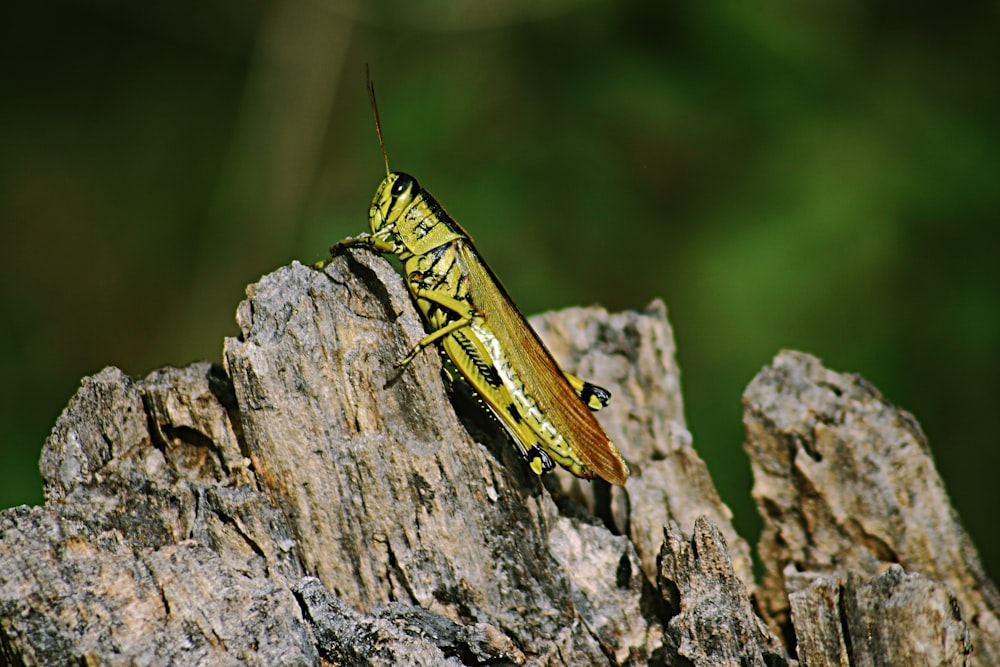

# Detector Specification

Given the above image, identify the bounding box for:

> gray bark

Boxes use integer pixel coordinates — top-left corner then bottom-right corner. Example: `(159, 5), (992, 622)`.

(744, 349), (999, 666)
(0, 251), (995, 665)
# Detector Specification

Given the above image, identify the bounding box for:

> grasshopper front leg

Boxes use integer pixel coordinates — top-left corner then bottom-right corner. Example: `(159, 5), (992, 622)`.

(313, 233), (395, 270)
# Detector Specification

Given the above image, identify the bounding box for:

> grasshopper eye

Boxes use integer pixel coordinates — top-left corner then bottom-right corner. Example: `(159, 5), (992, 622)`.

(391, 173), (417, 199)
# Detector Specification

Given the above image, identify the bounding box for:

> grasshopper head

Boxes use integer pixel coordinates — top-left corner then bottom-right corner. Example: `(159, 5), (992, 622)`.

(369, 170), (467, 254)
(369, 171), (419, 239)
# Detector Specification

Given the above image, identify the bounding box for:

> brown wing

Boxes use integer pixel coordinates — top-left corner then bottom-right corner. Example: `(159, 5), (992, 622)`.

(455, 241), (629, 485)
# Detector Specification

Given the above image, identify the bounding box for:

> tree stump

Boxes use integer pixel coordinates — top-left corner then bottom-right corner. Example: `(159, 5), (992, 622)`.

(1, 251), (996, 665)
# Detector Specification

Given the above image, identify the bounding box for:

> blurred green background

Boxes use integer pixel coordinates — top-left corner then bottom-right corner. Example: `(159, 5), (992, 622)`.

(2, 1), (997, 580)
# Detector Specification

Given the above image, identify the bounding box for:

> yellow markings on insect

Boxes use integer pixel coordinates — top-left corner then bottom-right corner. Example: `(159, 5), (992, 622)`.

(324, 74), (629, 486)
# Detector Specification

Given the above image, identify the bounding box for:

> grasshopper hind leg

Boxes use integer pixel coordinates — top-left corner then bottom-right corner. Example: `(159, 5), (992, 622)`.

(562, 371), (612, 411)
(526, 446), (555, 475)
(483, 400), (555, 477)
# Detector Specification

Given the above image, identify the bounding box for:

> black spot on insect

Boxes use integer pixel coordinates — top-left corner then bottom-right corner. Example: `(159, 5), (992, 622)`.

(580, 382), (611, 411)
(527, 446), (554, 472)
(506, 403), (522, 424)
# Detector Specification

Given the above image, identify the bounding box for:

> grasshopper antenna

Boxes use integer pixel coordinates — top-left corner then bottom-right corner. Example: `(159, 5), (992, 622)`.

(366, 65), (390, 178)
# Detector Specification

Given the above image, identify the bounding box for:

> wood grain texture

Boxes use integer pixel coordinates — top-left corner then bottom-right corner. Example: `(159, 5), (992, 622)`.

(1, 253), (994, 665)
(744, 350), (999, 666)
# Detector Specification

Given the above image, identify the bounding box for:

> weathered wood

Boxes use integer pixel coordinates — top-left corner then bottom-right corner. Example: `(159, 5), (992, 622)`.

(789, 566), (971, 666)
(0, 254), (995, 665)
(0, 505), (317, 666)
(657, 517), (786, 666)
(293, 576), (524, 666)
(219, 253), (677, 662)
(744, 350), (1000, 666)
(531, 304), (754, 593)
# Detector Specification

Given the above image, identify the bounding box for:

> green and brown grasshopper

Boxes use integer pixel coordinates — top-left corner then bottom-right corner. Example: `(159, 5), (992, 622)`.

(321, 77), (629, 485)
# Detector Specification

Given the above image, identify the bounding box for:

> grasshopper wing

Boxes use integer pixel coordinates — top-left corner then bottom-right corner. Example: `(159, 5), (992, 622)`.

(454, 240), (630, 485)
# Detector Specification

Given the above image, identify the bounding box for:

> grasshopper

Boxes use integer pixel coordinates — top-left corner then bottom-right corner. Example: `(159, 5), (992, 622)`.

(321, 77), (629, 486)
